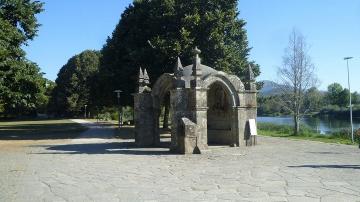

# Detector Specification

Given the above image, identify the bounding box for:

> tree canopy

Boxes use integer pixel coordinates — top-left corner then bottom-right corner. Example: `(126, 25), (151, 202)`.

(96, 0), (260, 106)
(48, 50), (101, 117)
(0, 0), (46, 116)
(258, 82), (360, 117)
(325, 82), (360, 107)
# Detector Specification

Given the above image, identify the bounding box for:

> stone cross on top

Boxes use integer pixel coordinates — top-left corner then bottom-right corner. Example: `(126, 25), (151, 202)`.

(191, 47), (203, 88)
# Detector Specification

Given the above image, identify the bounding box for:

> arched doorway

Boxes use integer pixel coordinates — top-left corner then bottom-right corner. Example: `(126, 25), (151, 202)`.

(157, 91), (171, 147)
(151, 73), (174, 147)
(207, 81), (233, 145)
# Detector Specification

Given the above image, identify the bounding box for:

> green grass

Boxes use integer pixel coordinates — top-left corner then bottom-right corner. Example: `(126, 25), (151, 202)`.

(258, 123), (357, 145)
(0, 119), (87, 140)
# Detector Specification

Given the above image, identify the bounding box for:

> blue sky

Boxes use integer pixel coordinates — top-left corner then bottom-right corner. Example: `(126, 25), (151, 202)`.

(24, 0), (360, 91)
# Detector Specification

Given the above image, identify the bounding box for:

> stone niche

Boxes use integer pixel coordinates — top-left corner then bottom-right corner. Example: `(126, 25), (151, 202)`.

(133, 47), (257, 154)
(207, 82), (232, 145)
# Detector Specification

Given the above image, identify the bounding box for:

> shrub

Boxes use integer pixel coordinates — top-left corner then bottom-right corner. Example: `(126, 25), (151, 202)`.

(95, 106), (134, 123)
(122, 106), (134, 122)
(257, 123), (293, 134)
(332, 129), (351, 139)
(355, 128), (360, 143)
(258, 122), (316, 136)
(96, 112), (112, 121)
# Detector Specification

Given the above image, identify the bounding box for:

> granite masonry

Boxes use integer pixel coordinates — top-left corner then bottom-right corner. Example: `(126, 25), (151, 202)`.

(134, 48), (257, 154)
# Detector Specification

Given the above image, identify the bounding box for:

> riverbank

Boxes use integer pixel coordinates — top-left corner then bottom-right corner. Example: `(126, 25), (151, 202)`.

(258, 123), (359, 145)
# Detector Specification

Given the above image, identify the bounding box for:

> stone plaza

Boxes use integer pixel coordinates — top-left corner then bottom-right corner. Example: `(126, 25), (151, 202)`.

(1, 120), (360, 202)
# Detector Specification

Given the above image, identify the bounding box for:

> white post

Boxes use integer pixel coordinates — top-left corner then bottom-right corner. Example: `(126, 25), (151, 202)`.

(344, 57), (354, 143)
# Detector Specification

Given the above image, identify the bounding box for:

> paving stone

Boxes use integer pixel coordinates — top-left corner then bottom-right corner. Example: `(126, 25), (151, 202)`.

(0, 121), (360, 201)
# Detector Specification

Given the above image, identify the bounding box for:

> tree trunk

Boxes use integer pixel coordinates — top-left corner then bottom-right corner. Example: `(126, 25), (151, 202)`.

(294, 114), (300, 135)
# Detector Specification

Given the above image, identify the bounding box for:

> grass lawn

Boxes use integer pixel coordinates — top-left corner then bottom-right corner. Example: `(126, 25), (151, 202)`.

(258, 123), (356, 145)
(0, 119), (87, 140)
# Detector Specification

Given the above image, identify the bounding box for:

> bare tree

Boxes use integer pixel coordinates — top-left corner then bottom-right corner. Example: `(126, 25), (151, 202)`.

(277, 29), (317, 135)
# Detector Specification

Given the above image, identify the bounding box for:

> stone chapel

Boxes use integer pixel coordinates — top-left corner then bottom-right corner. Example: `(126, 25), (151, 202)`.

(134, 47), (257, 154)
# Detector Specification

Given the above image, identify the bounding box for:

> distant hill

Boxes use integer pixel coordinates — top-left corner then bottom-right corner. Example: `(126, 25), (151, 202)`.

(259, 80), (326, 96)
(259, 80), (282, 96)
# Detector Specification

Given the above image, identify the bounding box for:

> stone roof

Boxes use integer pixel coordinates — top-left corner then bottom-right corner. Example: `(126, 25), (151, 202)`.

(182, 64), (218, 80)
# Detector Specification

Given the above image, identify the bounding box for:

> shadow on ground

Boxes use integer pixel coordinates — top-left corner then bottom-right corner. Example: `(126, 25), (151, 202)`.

(114, 126), (135, 140)
(288, 165), (360, 170)
(306, 151), (344, 155)
(0, 121), (135, 140)
(34, 141), (174, 156)
(0, 122), (87, 140)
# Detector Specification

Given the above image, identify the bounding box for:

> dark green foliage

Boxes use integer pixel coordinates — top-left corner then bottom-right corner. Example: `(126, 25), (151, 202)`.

(96, 0), (259, 106)
(94, 106), (134, 123)
(326, 83), (345, 106)
(352, 92), (360, 105)
(257, 95), (289, 116)
(36, 79), (55, 114)
(0, 0), (44, 58)
(258, 122), (316, 136)
(48, 50), (101, 117)
(0, 0), (47, 117)
(258, 82), (360, 118)
(258, 122), (355, 145)
(122, 106), (134, 122)
(324, 82), (360, 108)
(96, 112), (112, 121)
(258, 87), (325, 116)
(319, 104), (360, 118)
(303, 87), (325, 112)
(355, 129), (360, 144)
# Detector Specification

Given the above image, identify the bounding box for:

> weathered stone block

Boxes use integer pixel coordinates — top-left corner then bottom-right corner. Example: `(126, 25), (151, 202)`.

(134, 93), (156, 147)
(178, 117), (199, 154)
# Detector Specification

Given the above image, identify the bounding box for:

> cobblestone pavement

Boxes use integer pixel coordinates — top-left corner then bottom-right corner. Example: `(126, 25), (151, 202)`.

(1, 120), (360, 202)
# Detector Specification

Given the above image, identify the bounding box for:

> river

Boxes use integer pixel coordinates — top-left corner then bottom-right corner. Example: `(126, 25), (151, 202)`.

(257, 116), (360, 134)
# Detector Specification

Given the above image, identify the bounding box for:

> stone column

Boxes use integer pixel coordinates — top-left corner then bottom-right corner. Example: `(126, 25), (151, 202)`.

(170, 88), (192, 152)
(240, 64), (258, 146)
(172, 87), (208, 153)
(245, 90), (257, 120)
(191, 88), (208, 150)
(134, 92), (156, 147)
(233, 106), (247, 147)
(235, 92), (249, 147)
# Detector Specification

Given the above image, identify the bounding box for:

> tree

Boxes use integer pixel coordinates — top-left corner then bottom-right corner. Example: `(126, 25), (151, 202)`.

(338, 88), (350, 107)
(49, 50), (101, 117)
(96, 0), (259, 106)
(257, 95), (288, 116)
(304, 87), (324, 112)
(325, 83), (360, 107)
(352, 92), (360, 105)
(326, 83), (343, 106)
(277, 29), (317, 135)
(0, 0), (46, 117)
(36, 79), (55, 114)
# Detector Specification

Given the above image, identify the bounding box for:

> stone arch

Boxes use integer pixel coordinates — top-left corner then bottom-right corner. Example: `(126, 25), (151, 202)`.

(152, 73), (175, 109)
(203, 73), (243, 145)
(203, 73), (242, 107)
(151, 73), (175, 145)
